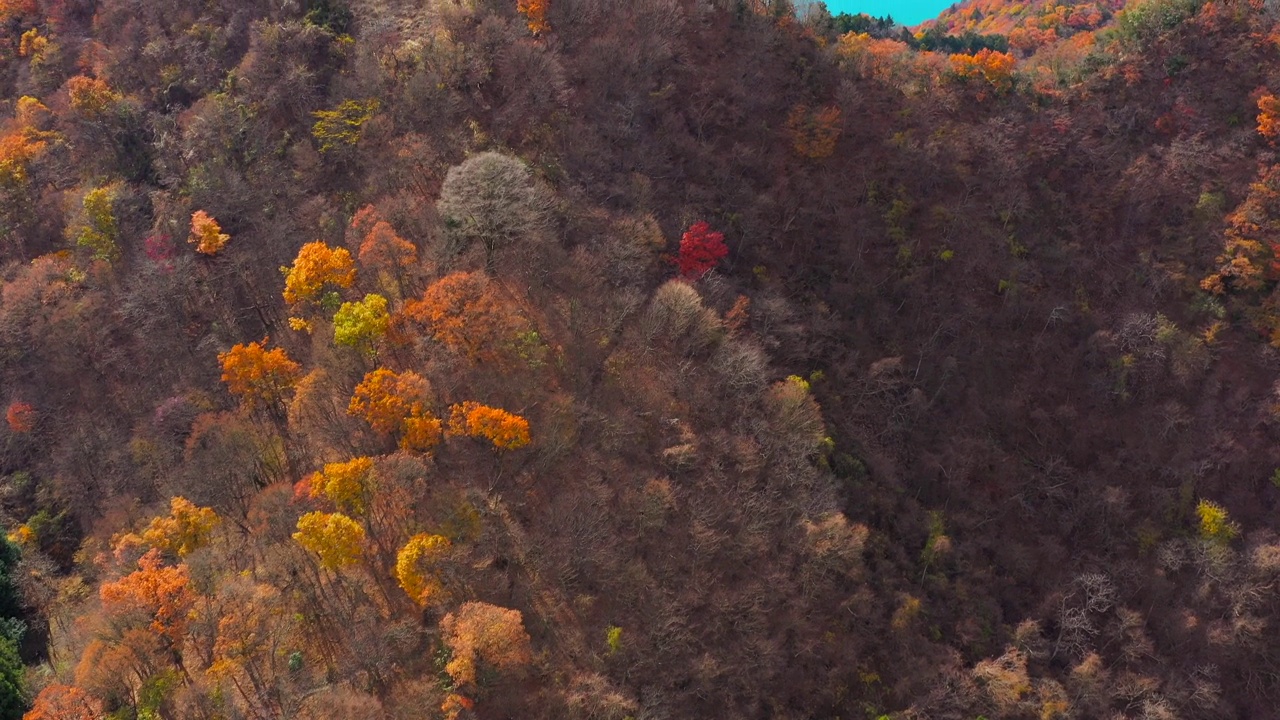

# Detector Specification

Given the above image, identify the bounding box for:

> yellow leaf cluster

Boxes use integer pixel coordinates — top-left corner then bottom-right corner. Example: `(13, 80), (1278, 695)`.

(129, 497), (219, 558)
(293, 511), (365, 570)
(394, 533), (451, 607)
(311, 457), (374, 515)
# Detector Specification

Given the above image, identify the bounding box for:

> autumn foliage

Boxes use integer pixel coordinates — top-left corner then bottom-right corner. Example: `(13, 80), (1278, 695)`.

(4, 401), (33, 433)
(440, 602), (533, 687)
(1259, 92), (1280, 140)
(676, 221), (729, 280)
(517, 0), (550, 35)
(218, 340), (303, 408)
(447, 401), (531, 450)
(293, 511), (365, 570)
(399, 271), (525, 361)
(348, 368), (432, 434)
(23, 684), (102, 720)
(283, 241), (357, 306)
(311, 457), (375, 515)
(395, 533), (451, 607)
(352, 206), (417, 273)
(786, 105), (843, 159)
(114, 497), (219, 560)
(99, 549), (196, 644)
(950, 48), (1017, 91)
(189, 210), (230, 255)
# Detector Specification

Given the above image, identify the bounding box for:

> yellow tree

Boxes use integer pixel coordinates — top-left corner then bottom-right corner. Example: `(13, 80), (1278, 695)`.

(283, 241), (356, 306)
(447, 401), (531, 450)
(293, 511), (365, 570)
(66, 183), (120, 262)
(394, 534), (451, 607)
(440, 602), (533, 687)
(114, 497), (219, 560)
(311, 457), (375, 515)
(332, 294), (390, 353)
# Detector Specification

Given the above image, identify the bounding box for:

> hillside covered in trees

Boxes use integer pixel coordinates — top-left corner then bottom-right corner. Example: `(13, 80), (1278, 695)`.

(0, 0), (1279, 718)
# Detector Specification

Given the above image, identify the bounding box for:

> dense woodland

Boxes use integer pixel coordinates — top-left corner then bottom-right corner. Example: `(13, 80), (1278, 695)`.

(0, 0), (1277, 717)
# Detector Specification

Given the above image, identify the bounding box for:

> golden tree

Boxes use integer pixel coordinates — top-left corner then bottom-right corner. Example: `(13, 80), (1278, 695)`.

(283, 241), (356, 306)
(114, 496), (220, 560)
(311, 457), (375, 515)
(440, 602), (533, 686)
(394, 533), (452, 607)
(66, 75), (120, 117)
(293, 511), (365, 570)
(189, 210), (230, 255)
(348, 368), (433, 434)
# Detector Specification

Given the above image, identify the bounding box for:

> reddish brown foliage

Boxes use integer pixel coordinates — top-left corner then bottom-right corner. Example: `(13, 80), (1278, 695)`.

(5, 401), (33, 433)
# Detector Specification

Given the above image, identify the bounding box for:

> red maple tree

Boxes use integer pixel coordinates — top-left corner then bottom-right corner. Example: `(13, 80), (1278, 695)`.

(676, 221), (728, 280)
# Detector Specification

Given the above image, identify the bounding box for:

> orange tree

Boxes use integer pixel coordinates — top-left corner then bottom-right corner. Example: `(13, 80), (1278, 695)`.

(218, 339), (302, 412)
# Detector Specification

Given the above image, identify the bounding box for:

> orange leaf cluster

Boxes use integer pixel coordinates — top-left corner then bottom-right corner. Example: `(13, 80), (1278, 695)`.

(517, 0), (550, 35)
(189, 210), (230, 255)
(348, 368), (442, 451)
(23, 684), (103, 720)
(283, 241), (356, 305)
(441, 601), (533, 686)
(786, 105), (842, 160)
(99, 548), (195, 644)
(1259, 93), (1280, 141)
(1202, 164), (1280, 298)
(448, 401), (531, 450)
(352, 206), (417, 271)
(398, 271), (524, 361)
(949, 49), (1016, 92)
(218, 340), (302, 408)
(0, 128), (46, 191)
(5, 401), (33, 433)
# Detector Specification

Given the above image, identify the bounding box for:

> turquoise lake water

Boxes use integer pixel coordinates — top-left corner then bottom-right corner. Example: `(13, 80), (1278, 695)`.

(819, 0), (956, 26)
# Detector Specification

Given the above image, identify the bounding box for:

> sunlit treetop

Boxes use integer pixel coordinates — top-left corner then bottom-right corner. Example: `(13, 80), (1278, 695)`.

(218, 339), (303, 409)
(189, 210), (230, 255)
(283, 241), (356, 306)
